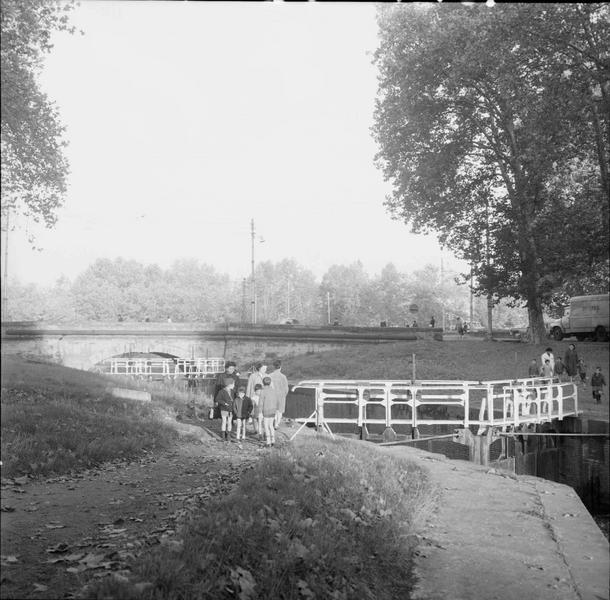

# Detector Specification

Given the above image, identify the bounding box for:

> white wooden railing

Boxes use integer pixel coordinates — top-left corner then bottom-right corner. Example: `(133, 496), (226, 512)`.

(291, 377), (579, 432)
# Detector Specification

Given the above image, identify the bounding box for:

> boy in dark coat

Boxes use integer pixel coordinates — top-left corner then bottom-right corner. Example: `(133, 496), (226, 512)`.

(215, 378), (235, 442)
(233, 385), (253, 442)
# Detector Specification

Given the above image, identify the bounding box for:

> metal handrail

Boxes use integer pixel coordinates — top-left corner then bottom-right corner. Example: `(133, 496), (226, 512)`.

(291, 378), (579, 432)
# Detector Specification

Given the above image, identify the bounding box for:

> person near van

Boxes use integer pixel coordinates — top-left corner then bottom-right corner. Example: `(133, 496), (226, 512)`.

(564, 344), (578, 381)
(269, 359), (289, 429)
(577, 357), (587, 387)
(541, 347), (555, 371)
(215, 378), (235, 442)
(553, 357), (567, 382)
(591, 367), (606, 404)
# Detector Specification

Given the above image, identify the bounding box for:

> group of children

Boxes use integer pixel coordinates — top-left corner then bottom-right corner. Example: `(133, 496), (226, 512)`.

(212, 359), (289, 447)
(528, 344), (606, 404)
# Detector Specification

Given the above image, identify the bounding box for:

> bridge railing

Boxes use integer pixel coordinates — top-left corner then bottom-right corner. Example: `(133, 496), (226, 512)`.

(107, 357), (225, 378)
(291, 378), (579, 432)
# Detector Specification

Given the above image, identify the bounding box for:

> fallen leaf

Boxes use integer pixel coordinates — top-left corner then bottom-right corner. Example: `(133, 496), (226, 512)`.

(0, 505), (15, 512)
(1, 555), (19, 564)
(45, 524), (66, 529)
(46, 543), (70, 554)
(32, 583), (48, 593)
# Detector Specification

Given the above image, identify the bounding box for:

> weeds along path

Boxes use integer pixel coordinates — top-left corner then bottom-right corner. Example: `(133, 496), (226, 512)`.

(0, 425), (273, 600)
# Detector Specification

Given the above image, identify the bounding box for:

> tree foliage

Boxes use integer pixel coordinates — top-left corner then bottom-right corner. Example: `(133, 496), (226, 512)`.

(373, 3), (609, 342)
(1, 0), (75, 230)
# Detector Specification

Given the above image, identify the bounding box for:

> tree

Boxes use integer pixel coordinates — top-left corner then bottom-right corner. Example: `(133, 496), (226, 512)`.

(373, 4), (610, 343)
(320, 262), (370, 326)
(1, 0), (75, 232)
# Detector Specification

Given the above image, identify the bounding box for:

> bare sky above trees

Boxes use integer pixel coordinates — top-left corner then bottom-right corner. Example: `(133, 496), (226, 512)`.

(5, 1), (464, 287)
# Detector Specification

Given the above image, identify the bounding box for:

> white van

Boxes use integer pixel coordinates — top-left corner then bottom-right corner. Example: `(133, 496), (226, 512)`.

(547, 294), (609, 341)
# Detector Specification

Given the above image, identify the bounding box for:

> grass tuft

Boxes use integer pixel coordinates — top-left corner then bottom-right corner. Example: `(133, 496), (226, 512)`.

(88, 436), (433, 600)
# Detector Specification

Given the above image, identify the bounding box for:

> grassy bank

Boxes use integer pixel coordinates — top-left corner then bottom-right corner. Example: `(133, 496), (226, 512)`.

(89, 435), (433, 600)
(281, 339), (609, 419)
(0, 356), (181, 478)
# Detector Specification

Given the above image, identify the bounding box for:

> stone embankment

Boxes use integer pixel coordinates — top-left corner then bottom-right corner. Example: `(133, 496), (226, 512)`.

(380, 444), (609, 600)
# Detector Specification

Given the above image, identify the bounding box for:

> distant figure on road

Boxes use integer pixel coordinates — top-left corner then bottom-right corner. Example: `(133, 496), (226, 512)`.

(167, 316), (172, 323)
(564, 343), (578, 381)
(591, 367), (606, 404)
(270, 359), (289, 429)
(429, 316), (435, 328)
(456, 317), (464, 337)
(333, 319), (340, 326)
(541, 347), (555, 371)
(118, 314), (124, 322)
(412, 319), (418, 328)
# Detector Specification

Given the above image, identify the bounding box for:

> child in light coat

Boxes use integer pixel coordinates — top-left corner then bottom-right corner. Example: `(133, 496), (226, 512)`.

(251, 383), (263, 440)
(259, 377), (278, 447)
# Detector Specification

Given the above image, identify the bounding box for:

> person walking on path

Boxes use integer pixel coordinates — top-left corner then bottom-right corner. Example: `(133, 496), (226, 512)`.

(541, 347), (555, 372)
(215, 378), (235, 442)
(269, 359), (289, 429)
(577, 357), (587, 388)
(429, 316), (435, 328)
(564, 343), (578, 382)
(246, 362), (267, 399)
(232, 386), (253, 443)
(591, 367), (606, 404)
(259, 377), (278, 447)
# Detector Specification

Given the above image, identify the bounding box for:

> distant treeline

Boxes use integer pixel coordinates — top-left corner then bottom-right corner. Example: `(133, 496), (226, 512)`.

(2, 257), (528, 328)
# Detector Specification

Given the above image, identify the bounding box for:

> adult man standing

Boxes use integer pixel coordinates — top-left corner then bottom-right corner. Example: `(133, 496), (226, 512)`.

(269, 359), (289, 429)
(214, 361), (240, 399)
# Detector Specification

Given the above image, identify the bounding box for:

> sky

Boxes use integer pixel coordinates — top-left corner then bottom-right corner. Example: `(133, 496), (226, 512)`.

(5, 1), (467, 287)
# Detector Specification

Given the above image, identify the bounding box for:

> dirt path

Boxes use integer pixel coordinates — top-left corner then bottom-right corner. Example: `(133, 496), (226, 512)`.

(1, 422), (280, 600)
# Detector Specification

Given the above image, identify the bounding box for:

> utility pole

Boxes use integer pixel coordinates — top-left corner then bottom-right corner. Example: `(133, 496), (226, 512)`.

(250, 219), (256, 324)
(2, 209), (9, 319)
(327, 291), (331, 325)
(241, 278), (246, 324)
(440, 247), (445, 332)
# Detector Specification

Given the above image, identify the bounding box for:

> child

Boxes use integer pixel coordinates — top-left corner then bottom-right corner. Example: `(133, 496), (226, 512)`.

(577, 357), (587, 388)
(251, 383), (263, 440)
(553, 357), (567, 382)
(540, 359), (553, 379)
(591, 367), (606, 404)
(528, 358), (539, 378)
(232, 385), (253, 443)
(259, 376), (278, 447)
(215, 378), (235, 442)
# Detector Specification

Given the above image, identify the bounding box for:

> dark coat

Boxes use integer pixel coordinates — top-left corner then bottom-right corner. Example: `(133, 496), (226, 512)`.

(215, 388), (234, 413)
(564, 348), (578, 376)
(214, 371), (240, 399)
(233, 395), (253, 419)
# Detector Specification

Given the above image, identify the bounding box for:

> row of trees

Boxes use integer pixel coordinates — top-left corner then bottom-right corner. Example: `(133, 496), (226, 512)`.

(1, 257), (527, 329)
(373, 4), (609, 342)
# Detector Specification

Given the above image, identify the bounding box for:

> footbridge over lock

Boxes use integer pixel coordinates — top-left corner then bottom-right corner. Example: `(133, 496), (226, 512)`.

(288, 377), (581, 466)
